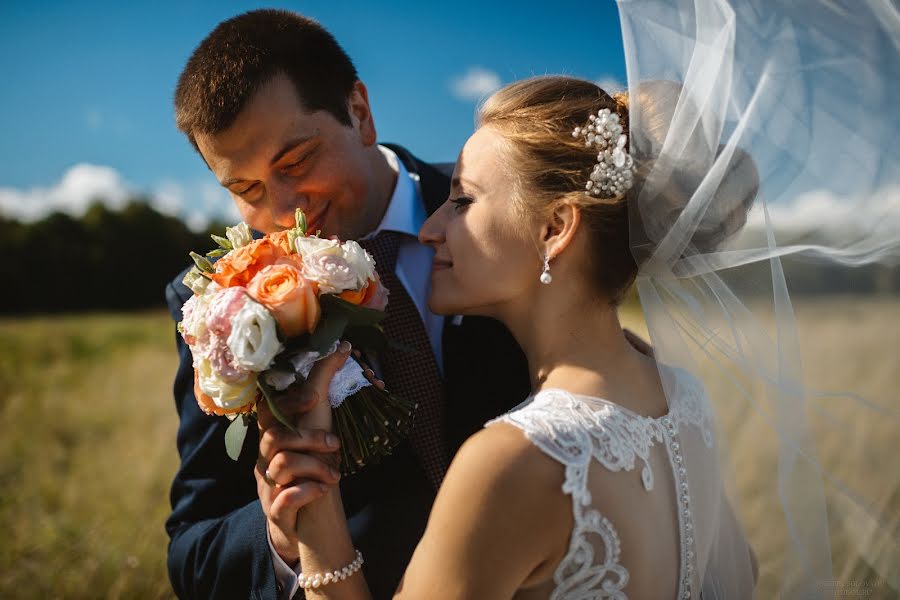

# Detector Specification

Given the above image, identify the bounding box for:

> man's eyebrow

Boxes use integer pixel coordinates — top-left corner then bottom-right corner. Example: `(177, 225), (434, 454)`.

(221, 176), (244, 187)
(219, 135), (319, 188)
(269, 135), (317, 166)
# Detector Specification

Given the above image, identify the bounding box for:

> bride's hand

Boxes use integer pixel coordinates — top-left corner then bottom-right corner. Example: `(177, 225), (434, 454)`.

(255, 342), (352, 563)
(258, 341), (353, 477)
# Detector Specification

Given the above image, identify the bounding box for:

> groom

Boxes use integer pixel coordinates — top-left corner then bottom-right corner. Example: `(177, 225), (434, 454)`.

(164, 9), (530, 599)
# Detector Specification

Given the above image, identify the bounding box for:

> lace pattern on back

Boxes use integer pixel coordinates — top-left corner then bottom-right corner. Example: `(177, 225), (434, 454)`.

(485, 370), (713, 599)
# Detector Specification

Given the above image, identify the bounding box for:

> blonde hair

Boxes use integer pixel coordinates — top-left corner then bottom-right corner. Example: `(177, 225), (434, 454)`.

(477, 76), (758, 303)
(477, 76), (637, 304)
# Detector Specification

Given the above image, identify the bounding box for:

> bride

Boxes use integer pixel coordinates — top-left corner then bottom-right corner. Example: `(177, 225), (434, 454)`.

(260, 74), (758, 599)
(260, 0), (899, 596)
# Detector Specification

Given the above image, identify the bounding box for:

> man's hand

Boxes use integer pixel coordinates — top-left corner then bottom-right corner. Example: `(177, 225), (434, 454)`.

(255, 341), (353, 564)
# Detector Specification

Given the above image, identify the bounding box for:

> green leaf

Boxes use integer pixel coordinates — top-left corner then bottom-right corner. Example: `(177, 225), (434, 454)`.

(224, 416), (249, 461)
(320, 294), (385, 327)
(343, 324), (387, 353)
(309, 312), (349, 354)
(211, 234), (233, 250)
(295, 209), (308, 236)
(206, 248), (228, 259)
(190, 251), (214, 273)
(257, 380), (300, 435)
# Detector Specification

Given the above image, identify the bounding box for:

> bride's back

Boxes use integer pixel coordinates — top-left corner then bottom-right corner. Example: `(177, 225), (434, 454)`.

(584, 436), (681, 598)
(490, 368), (718, 600)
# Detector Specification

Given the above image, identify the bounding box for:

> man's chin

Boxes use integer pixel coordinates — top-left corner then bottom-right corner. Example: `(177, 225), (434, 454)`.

(427, 294), (463, 318)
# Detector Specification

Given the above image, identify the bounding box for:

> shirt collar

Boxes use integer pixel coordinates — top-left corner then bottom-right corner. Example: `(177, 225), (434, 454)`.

(368, 145), (426, 239)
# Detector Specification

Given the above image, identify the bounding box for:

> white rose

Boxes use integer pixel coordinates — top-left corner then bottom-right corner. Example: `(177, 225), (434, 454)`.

(294, 235), (340, 258)
(226, 222), (252, 249)
(303, 253), (357, 294)
(182, 267), (213, 296)
(340, 240), (376, 288)
(227, 299), (283, 371)
(196, 357), (258, 410)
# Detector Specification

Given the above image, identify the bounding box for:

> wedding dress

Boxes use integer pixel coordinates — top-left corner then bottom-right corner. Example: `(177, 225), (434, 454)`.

(486, 367), (750, 599)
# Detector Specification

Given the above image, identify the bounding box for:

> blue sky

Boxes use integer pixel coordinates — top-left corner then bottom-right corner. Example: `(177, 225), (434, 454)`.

(0, 1), (626, 226)
(2, 1), (896, 248)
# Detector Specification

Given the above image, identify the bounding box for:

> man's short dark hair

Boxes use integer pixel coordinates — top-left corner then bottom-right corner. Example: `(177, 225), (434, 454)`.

(175, 9), (358, 149)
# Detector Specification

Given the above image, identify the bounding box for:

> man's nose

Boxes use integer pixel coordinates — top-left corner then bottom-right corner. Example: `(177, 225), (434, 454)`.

(269, 180), (308, 228)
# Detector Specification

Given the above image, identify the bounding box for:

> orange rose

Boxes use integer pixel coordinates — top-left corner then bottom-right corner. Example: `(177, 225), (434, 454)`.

(247, 262), (321, 337)
(338, 278), (380, 306)
(210, 238), (287, 288)
(267, 230), (295, 254)
(193, 371), (250, 416)
(275, 253), (305, 271)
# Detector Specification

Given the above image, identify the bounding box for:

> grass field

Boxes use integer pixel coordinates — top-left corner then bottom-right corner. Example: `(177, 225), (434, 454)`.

(0, 298), (897, 599)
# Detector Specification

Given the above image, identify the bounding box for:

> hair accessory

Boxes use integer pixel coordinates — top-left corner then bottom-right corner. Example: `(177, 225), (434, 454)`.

(540, 254), (553, 285)
(298, 549), (364, 590)
(572, 108), (635, 198)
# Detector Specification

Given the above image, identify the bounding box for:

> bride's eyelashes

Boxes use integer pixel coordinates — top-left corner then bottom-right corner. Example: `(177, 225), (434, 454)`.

(449, 196), (474, 213)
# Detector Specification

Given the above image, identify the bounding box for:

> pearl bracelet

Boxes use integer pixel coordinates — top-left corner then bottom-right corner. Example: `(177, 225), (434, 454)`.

(298, 549), (364, 590)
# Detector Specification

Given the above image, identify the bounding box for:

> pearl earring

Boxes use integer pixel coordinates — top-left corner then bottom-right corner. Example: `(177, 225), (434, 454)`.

(540, 254), (553, 285)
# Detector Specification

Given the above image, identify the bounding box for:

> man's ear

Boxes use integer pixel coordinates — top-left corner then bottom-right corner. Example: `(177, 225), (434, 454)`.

(348, 80), (377, 146)
(540, 201), (581, 260)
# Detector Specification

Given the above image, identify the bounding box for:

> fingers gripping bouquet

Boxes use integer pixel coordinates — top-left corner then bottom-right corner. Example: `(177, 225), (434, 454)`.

(178, 210), (416, 474)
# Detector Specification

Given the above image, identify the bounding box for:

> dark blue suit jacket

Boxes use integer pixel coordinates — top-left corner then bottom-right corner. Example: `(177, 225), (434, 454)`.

(164, 145), (531, 599)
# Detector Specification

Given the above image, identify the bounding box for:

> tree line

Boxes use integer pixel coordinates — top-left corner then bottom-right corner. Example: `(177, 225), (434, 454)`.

(2, 199), (897, 315)
(2, 199), (227, 314)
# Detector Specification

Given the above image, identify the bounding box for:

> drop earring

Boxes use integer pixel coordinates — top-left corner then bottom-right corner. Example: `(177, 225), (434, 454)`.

(540, 254), (552, 285)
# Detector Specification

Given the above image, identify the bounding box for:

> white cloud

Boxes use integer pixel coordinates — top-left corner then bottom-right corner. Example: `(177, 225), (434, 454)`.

(728, 185), (900, 264)
(595, 76), (625, 94)
(186, 211), (211, 232)
(0, 163), (237, 232)
(744, 185), (900, 240)
(0, 163), (132, 222)
(151, 180), (186, 216)
(450, 67), (502, 101)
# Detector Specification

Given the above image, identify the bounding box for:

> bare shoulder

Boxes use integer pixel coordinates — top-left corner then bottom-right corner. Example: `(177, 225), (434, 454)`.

(448, 422), (566, 496)
(436, 423), (573, 560)
(400, 423), (572, 597)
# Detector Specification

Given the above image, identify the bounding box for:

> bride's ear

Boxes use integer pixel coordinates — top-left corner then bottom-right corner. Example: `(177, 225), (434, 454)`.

(541, 201), (581, 258)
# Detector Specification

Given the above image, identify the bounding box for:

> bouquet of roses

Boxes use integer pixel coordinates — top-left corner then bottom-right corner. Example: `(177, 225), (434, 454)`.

(178, 209), (417, 474)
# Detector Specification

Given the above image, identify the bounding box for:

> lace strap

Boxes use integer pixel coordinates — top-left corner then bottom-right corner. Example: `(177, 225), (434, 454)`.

(485, 390), (596, 469)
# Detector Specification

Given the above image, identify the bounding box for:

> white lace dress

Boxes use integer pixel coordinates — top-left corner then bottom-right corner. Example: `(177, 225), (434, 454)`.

(485, 370), (716, 600)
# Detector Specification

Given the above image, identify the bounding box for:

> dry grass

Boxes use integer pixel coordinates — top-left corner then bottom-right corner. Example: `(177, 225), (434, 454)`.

(0, 312), (178, 599)
(619, 297), (900, 599)
(0, 298), (896, 598)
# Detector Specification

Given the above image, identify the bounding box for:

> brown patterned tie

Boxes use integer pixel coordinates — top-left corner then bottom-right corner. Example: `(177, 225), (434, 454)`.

(360, 231), (449, 488)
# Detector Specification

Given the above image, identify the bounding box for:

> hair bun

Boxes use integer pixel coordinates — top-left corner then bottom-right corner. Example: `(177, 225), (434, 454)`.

(626, 80), (759, 262)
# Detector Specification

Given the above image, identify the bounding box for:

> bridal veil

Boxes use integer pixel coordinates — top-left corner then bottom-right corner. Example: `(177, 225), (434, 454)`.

(616, 0), (900, 596)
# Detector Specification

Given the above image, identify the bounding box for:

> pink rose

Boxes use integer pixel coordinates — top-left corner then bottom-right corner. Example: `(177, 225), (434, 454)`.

(200, 287), (253, 382)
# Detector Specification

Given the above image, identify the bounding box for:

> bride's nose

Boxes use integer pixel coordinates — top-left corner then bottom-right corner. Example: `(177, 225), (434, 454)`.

(418, 204), (448, 247)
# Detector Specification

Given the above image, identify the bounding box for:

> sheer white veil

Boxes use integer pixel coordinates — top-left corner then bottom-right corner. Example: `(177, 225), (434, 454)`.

(616, 0), (899, 597)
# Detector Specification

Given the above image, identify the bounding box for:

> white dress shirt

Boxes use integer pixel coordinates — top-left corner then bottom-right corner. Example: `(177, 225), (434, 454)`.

(269, 145), (443, 599)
